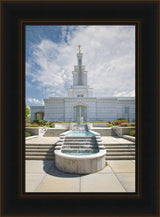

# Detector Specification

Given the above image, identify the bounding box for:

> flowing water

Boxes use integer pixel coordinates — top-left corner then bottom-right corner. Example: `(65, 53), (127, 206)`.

(61, 124), (99, 155)
(66, 131), (94, 137)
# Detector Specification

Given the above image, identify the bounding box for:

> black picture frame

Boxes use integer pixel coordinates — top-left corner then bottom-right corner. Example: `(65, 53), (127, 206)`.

(0, 0), (159, 216)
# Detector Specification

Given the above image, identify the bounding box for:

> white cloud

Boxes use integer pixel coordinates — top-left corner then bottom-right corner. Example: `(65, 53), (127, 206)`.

(26, 25), (135, 98)
(27, 98), (44, 105)
(114, 89), (135, 97)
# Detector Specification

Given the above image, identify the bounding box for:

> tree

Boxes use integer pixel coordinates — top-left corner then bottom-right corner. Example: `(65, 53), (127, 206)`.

(25, 104), (30, 121)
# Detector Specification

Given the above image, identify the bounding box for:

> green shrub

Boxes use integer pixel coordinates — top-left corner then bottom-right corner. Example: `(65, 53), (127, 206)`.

(129, 130), (135, 137)
(25, 132), (31, 137)
(38, 120), (46, 123)
(33, 119), (39, 123)
(117, 118), (127, 121)
(46, 124), (53, 128)
(108, 124), (113, 127)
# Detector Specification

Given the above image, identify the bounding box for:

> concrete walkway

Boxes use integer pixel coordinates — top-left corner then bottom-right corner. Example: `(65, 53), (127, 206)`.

(25, 159), (135, 192)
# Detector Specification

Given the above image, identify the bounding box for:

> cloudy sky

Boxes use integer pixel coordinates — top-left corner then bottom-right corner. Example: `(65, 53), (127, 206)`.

(25, 25), (135, 106)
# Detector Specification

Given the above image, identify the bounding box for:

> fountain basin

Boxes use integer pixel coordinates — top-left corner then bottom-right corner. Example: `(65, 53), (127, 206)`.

(54, 150), (106, 174)
(66, 131), (94, 137)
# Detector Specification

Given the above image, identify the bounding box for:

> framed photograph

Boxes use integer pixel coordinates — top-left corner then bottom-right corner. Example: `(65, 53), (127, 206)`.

(25, 24), (136, 193)
(0, 0), (159, 217)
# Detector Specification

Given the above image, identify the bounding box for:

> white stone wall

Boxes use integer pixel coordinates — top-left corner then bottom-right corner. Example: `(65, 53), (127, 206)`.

(116, 98), (135, 122)
(31, 97), (135, 122)
(86, 99), (96, 121)
(96, 98), (135, 122)
(44, 98), (65, 121)
(64, 99), (73, 121)
(67, 86), (93, 98)
(96, 98), (117, 121)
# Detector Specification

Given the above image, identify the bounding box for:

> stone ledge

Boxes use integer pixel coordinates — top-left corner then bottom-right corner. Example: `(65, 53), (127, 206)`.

(123, 135), (135, 142)
(25, 136), (39, 140)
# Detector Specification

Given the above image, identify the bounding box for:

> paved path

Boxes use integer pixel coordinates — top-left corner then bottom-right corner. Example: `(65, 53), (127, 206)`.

(25, 159), (135, 192)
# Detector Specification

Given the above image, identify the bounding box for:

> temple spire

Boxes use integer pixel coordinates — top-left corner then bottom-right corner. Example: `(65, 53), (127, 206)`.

(78, 45), (81, 54)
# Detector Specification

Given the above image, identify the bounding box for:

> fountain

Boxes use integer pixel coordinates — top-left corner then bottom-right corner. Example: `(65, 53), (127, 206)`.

(54, 104), (106, 174)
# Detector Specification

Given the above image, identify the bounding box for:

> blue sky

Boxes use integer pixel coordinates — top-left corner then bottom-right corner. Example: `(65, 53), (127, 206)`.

(25, 25), (135, 106)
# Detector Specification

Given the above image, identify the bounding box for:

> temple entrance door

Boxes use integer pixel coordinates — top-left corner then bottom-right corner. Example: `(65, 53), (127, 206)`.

(74, 105), (87, 121)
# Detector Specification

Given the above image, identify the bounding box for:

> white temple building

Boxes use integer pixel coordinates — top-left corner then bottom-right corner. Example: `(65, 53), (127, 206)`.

(30, 47), (135, 123)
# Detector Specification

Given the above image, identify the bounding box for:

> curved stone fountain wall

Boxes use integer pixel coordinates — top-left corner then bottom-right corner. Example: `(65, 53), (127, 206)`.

(55, 149), (106, 174)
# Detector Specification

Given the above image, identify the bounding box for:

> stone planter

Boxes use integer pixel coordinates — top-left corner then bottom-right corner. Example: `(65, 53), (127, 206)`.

(112, 126), (135, 136)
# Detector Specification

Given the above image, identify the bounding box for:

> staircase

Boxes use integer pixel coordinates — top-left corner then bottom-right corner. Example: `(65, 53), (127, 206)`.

(61, 136), (99, 154)
(25, 137), (135, 161)
(104, 142), (135, 160)
(25, 143), (55, 160)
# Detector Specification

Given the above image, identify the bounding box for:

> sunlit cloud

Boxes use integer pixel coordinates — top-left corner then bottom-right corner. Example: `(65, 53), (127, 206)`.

(26, 25), (135, 105)
(27, 98), (44, 105)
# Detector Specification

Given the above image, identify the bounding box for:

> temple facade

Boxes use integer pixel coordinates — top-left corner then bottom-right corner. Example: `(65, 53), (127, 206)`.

(30, 47), (135, 122)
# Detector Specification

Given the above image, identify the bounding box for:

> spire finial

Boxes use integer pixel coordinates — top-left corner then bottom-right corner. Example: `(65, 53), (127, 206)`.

(78, 45), (81, 54)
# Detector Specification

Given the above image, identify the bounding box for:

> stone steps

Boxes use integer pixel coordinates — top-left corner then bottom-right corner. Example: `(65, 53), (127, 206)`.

(104, 142), (135, 160)
(25, 138), (136, 161)
(63, 142), (96, 145)
(65, 136), (93, 139)
(25, 143), (54, 160)
(62, 145), (98, 148)
(106, 148), (135, 152)
(25, 147), (53, 149)
(26, 143), (54, 146)
(26, 152), (53, 156)
(25, 149), (53, 152)
(106, 152), (135, 156)
(104, 142), (134, 145)
(104, 145), (135, 148)
(26, 156), (55, 160)
(64, 138), (95, 141)
(105, 156), (135, 160)
(64, 141), (96, 144)
(26, 145), (53, 148)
